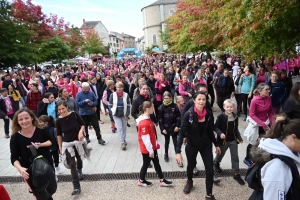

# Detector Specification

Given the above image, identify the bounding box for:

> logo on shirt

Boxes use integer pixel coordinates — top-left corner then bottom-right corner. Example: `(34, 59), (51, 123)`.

(278, 190), (284, 200)
(142, 128), (146, 133)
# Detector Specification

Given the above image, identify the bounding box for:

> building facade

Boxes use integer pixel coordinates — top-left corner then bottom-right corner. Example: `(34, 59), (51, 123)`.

(109, 33), (125, 53)
(136, 36), (145, 52)
(141, 0), (178, 50)
(111, 31), (136, 49)
(82, 19), (110, 47)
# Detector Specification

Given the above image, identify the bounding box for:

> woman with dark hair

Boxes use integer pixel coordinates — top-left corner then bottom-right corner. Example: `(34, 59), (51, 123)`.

(153, 67), (160, 81)
(267, 71), (287, 114)
(8, 84), (21, 111)
(179, 74), (194, 104)
(158, 91), (181, 164)
(187, 66), (195, 82)
(154, 72), (171, 116)
(46, 80), (58, 98)
(243, 83), (274, 167)
(282, 82), (300, 119)
(250, 119), (300, 199)
(57, 88), (78, 113)
(176, 91), (221, 198)
(239, 64), (256, 121)
(37, 92), (56, 119)
(256, 63), (270, 85)
(10, 108), (57, 199)
(70, 75), (81, 99)
(56, 101), (89, 196)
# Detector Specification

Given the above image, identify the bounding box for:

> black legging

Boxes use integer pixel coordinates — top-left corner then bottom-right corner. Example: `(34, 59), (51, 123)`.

(50, 149), (59, 167)
(241, 93), (252, 115)
(66, 148), (83, 188)
(207, 87), (215, 108)
(185, 142), (214, 196)
(217, 94), (231, 112)
(164, 134), (177, 154)
(140, 150), (164, 180)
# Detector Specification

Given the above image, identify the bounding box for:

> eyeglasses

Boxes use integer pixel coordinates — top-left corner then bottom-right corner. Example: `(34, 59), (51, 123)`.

(263, 88), (270, 91)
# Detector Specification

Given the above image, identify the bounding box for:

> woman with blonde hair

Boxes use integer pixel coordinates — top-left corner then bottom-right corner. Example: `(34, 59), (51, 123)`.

(10, 108), (57, 199)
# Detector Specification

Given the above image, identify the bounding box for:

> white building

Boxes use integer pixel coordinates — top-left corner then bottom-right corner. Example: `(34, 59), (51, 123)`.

(141, 0), (178, 50)
(82, 19), (110, 46)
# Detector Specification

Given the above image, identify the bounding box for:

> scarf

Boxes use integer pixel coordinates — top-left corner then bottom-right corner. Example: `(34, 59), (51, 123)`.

(188, 71), (193, 75)
(280, 76), (287, 80)
(194, 106), (207, 121)
(140, 93), (149, 100)
(2, 96), (13, 112)
(47, 102), (56, 120)
(258, 71), (265, 76)
(163, 100), (172, 106)
(244, 73), (250, 76)
(199, 78), (206, 85)
(116, 91), (123, 98)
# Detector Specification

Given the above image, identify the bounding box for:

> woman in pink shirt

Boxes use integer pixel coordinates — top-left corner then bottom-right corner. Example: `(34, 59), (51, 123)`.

(153, 67), (160, 81)
(256, 63), (270, 85)
(55, 74), (64, 87)
(244, 83), (274, 167)
(179, 74), (194, 104)
(60, 78), (72, 96)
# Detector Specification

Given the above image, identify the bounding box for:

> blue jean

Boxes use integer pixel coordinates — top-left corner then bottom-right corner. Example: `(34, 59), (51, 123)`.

(4, 114), (14, 134)
(20, 96), (26, 108)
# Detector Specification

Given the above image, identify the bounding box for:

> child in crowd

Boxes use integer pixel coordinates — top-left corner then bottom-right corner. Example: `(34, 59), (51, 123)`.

(39, 115), (61, 181)
(136, 101), (172, 187)
(175, 95), (184, 114)
(213, 99), (245, 185)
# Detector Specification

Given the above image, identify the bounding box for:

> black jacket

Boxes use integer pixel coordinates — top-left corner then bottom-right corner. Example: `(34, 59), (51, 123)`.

(282, 98), (300, 119)
(166, 72), (176, 88)
(89, 82), (102, 100)
(214, 113), (242, 145)
(146, 79), (156, 96)
(158, 102), (181, 135)
(96, 80), (105, 98)
(176, 107), (218, 153)
(279, 77), (293, 97)
(131, 94), (157, 123)
(0, 96), (16, 118)
(214, 75), (235, 96)
(37, 101), (54, 117)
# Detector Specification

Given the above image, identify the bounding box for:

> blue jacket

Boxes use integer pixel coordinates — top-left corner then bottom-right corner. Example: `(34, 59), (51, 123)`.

(75, 91), (98, 116)
(267, 80), (287, 107)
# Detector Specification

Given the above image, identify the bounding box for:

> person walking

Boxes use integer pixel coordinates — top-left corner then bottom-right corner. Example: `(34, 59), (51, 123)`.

(158, 91), (181, 163)
(57, 88), (78, 113)
(26, 83), (42, 116)
(136, 101), (173, 187)
(0, 88), (16, 138)
(108, 82), (130, 150)
(176, 91), (221, 199)
(10, 108), (57, 199)
(75, 82), (105, 144)
(56, 101), (91, 196)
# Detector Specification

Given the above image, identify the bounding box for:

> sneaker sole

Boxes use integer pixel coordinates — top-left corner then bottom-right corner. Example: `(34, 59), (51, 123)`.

(138, 182), (152, 187)
(160, 183), (172, 187)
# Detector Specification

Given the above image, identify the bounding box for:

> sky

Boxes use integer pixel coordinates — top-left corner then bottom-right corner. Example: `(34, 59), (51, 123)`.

(31, 0), (157, 38)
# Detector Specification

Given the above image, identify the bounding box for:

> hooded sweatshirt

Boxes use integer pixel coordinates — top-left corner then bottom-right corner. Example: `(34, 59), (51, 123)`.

(136, 115), (157, 154)
(255, 138), (300, 200)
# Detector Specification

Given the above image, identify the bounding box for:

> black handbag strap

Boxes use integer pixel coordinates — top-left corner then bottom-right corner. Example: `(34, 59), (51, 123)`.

(29, 145), (37, 157)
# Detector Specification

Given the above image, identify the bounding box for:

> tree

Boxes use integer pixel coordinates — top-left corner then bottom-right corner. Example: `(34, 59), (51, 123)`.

(81, 25), (106, 57)
(167, 0), (300, 60)
(65, 25), (84, 58)
(0, 0), (37, 66)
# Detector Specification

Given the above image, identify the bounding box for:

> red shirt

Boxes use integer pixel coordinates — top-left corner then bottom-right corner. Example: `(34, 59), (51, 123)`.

(138, 118), (157, 154)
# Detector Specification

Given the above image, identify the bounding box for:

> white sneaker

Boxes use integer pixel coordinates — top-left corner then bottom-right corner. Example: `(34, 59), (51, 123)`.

(56, 166), (62, 174)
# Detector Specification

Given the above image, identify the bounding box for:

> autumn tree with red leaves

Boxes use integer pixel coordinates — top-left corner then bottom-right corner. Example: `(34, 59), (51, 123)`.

(167, 0), (300, 60)
(81, 25), (106, 57)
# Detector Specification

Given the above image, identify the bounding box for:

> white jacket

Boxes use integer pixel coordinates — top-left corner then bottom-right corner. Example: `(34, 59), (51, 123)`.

(244, 117), (270, 145)
(259, 138), (300, 200)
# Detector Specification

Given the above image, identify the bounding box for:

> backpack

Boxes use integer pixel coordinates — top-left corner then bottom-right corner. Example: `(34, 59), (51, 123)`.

(29, 145), (55, 191)
(245, 154), (300, 200)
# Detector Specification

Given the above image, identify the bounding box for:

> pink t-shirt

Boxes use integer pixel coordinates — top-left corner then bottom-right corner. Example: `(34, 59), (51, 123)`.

(256, 73), (266, 85)
(60, 84), (72, 94)
(3, 97), (14, 115)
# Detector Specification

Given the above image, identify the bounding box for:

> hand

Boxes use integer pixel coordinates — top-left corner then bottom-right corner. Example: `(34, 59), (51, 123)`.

(85, 99), (90, 102)
(149, 153), (154, 158)
(42, 98), (49, 103)
(19, 167), (29, 179)
(220, 134), (226, 139)
(4, 116), (8, 119)
(78, 131), (84, 141)
(59, 148), (62, 154)
(215, 147), (221, 155)
(263, 126), (270, 131)
(30, 142), (40, 149)
(176, 153), (183, 165)
(174, 127), (179, 132)
(88, 102), (93, 106)
(240, 140), (243, 144)
(188, 93), (192, 97)
(161, 84), (166, 87)
(231, 92), (235, 97)
(124, 116), (128, 120)
(248, 94), (252, 98)
(162, 130), (167, 134)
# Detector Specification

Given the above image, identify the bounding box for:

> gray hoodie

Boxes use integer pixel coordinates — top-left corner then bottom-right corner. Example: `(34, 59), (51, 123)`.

(252, 138), (300, 200)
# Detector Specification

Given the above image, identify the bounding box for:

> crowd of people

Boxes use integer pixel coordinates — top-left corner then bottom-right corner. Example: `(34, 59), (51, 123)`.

(4, 53), (300, 199)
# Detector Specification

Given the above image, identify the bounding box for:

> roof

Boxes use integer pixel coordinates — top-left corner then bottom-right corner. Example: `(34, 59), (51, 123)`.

(111, 31), (135, 39)
(82, 21), (109, 32)
(142, 0), (178, 11)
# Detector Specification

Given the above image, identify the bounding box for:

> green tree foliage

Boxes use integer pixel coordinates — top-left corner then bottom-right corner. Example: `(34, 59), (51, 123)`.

(167, 0), (300, 60)
(81, 25), (106, 57)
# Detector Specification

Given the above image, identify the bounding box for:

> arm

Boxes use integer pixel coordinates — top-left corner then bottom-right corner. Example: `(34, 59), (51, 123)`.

(131, 99), (138, 119)
(175, 105), (181, 128)
(37, 102), (47, 117)
(91, 93), (98, 106)
(141, 134), (153, 154)
(157, 105), (164, 131)
(125, 95), (130, 117)
(249, 99), (269, 129)
(176, 112), (189, 153)
(57, 136), (62, 153)
(206, 115), (218, 147)
(235, 117), (243, 142)
(214, 115), (223, 135)
(102, 90), (109, 105)
(108, 93), (113, 110)
(179, 84), (188, 96)
(75, 93), (87, 108)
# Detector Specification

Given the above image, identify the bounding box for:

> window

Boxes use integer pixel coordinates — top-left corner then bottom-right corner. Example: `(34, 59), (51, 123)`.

(153, 34), (157, 44)
(169, 9), (174, 16)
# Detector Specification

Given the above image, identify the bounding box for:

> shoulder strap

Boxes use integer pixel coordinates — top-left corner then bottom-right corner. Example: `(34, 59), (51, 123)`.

(29, 145), (37, 157)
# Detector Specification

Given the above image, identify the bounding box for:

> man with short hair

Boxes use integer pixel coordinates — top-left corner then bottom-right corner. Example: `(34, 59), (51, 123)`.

(76, 82), (105, 144)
